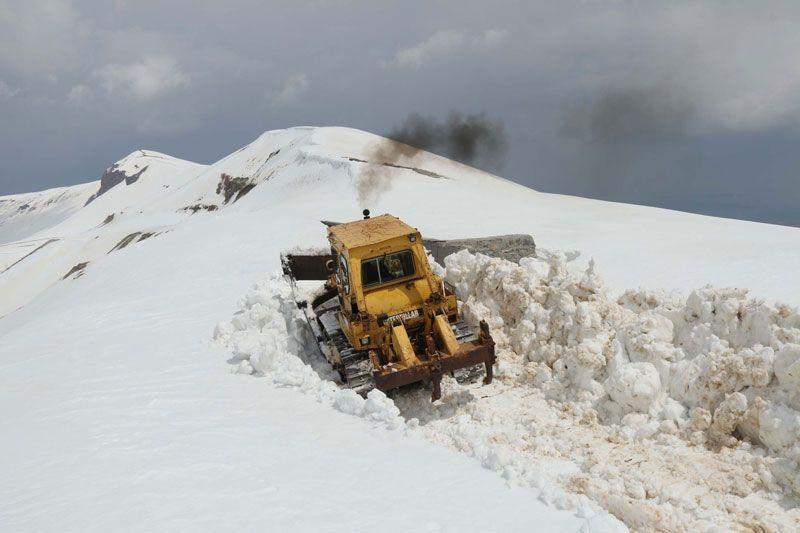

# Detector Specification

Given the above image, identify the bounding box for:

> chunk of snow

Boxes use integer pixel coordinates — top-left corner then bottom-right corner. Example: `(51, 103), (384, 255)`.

(605, 363), (662, 413)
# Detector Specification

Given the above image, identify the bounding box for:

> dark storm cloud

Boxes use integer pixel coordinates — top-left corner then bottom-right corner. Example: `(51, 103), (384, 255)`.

(563, 86), (694, 144)
(556, 86), (698, 201)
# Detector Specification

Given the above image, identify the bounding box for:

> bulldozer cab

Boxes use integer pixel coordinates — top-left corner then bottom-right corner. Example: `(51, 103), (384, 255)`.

(327, 214), (446, 324)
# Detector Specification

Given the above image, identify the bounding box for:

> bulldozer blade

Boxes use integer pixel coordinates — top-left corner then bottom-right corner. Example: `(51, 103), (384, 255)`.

(281, 253), (333, 281)
(317, 221), (535, 265)
(424, 234), (536, 265)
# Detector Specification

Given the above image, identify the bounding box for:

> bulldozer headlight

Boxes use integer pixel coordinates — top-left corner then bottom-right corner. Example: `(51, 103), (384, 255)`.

(360, 336), (370, 346)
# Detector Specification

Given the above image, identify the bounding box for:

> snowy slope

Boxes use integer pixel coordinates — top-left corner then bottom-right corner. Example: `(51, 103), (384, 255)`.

(2, 126), (799, 531)
(0, 182), (96, 246)
(0, 150), (205, 316)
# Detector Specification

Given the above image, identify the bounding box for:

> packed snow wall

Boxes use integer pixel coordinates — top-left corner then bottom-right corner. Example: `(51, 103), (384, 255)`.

(442, 250), (800, 469)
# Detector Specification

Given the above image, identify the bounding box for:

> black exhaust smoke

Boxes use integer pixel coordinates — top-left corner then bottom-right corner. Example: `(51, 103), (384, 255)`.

(387, 112), (508, 170)
(356, 112), (509, 208)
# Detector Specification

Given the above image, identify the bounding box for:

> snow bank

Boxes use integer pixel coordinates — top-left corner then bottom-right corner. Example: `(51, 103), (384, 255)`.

(445, 249), (800, 454)
(427, 249), (800, 529)
(213, 276), (403, 430)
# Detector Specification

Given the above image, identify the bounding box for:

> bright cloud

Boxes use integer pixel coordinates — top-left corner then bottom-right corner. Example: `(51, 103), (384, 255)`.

(395, 30), (467, 69)
(0, 79), (19, 100)
(66, 84), (92, 104)
(275, 72), (309, 104)
(478, 28), (508, 47)
(94, 55), (190, 101)
(393, 28), (509, 69)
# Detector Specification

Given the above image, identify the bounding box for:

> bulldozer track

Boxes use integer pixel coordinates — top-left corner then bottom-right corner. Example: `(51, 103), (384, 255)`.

(283, 275), (375, 396)
(328, 329), (375, 396)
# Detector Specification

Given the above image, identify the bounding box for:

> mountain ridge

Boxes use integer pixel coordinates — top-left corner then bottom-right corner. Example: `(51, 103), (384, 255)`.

(1, 125), (798, 320)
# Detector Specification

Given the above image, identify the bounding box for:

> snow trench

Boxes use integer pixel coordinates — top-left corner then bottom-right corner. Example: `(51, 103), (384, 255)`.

(212, 274), (620, 531)
(215, 252), (800, 531)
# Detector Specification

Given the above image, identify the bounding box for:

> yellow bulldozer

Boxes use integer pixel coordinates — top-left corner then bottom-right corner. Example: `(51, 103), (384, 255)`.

(282, 211), (535, 400)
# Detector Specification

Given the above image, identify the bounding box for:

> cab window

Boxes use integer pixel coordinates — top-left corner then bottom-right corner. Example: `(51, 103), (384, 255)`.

(338, 254), (350, 293)
(361, 250), (415, 287)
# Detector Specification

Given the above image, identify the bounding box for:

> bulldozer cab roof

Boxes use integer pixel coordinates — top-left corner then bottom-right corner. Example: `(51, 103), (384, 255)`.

(328, 214), (418, 250)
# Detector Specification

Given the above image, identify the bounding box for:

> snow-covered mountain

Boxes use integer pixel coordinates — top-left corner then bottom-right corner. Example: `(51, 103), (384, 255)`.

(0, 182), (96, 246)
(3, 127), (799, 319)
(2, 127), (799, 531)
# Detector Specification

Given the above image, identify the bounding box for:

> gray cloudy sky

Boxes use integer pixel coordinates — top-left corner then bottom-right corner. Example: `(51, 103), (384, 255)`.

(1, 1), (799, 226)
